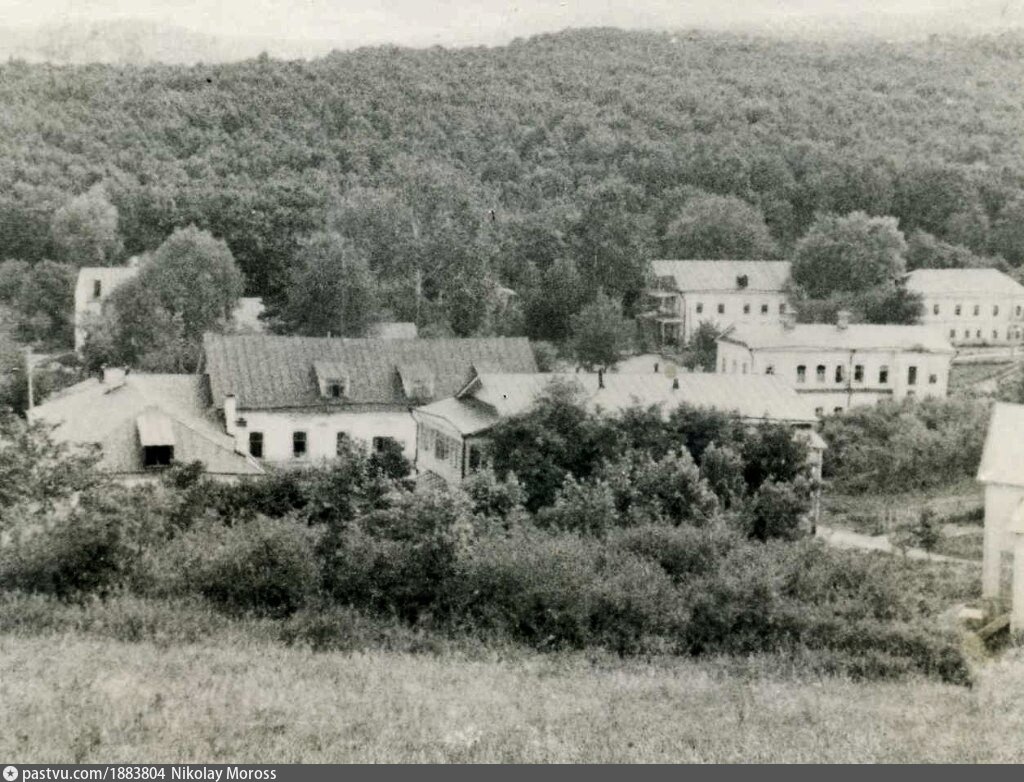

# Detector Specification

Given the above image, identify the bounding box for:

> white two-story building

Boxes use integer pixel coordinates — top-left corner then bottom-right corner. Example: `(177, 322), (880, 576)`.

(202, 333), (536, 465)
(904, 268), (1024, 346)
(715, 313), (955, 416)
(639, 260), (791, 347)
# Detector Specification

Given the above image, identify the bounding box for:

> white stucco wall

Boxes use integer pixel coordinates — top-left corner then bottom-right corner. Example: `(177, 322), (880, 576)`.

(681, 291), (788, 343)
(715, 340), (952, 414)
(915, 293), (1024, 346)
(230, 408), (416, 464)
(982, 483), (1022, 600)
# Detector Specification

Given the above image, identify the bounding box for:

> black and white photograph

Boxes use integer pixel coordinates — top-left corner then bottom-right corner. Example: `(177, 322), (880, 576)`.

(2, 0), (1024, 765)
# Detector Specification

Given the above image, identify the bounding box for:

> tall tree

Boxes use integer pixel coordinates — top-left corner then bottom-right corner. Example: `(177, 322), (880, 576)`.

(792, 212), (907, 298)
(570, 291), (634, 371)
(50, 184), (123, 267)
(273, 232), (378, 337)
(139, 226), (244, 341)
(662, 193), (777, 260)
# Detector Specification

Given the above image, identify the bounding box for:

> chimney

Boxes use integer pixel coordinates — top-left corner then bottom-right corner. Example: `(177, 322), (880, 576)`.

(597, 368), (605, 389)
(672, 377), (680, 390)
(101, 365), (127, 388)
(836, 310), (850, 330)
(781, 311), (797, 331)
(223, 394), (238, 437)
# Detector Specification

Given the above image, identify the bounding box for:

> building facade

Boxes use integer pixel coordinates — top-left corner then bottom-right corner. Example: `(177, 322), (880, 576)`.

(638, 260), (791, 347)
(203, 333), (537, 467)
(715, 315), (955, 416)
(977, 403), (1024, 630)
(904, 268), (1024, 346)
(74, 263), (141, 352)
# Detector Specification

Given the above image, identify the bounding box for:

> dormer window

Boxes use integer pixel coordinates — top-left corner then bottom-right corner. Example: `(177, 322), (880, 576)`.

(313, 361), (350, 400)
(397, 362), (437, 402)
(736, 274), (748, 289)
(137, 410), (175, 470)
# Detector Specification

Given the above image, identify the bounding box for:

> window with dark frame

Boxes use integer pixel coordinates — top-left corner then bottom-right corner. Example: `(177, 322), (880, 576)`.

(336, 431), (349, 456)
(796, 365), (806, 383)
(854, 364), (864, 382)
(249, 431), (263, 458)
(816, 364), (826, 382)
(879, 366), (889, 384)
(292, 431), (307, 457)
(907, 366), (918, 386)
(717, 303), (725, 314)
(835, 365), (844, 383)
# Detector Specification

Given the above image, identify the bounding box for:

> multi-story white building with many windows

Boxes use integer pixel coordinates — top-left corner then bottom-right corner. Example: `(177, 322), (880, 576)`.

(638, 260), (791, 347)
(715, 313), (955, 416)
(904, 268), (1024, 346)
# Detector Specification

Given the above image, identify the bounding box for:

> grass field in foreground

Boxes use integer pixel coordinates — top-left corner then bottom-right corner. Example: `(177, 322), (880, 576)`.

(3, 632), (1024, 763)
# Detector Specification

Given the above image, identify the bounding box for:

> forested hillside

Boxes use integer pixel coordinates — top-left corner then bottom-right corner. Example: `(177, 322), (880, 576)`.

(3, 28), (1024, 337)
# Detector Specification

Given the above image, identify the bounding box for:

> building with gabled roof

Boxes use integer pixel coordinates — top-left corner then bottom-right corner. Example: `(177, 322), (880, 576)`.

(903, 268), (1024, 346)
(202, 333), (537, 464)
(28, 368), (263, 482)
(716, 313), (955, 416)
(638, 260), (792, 347)
(412, 367), (823, 486)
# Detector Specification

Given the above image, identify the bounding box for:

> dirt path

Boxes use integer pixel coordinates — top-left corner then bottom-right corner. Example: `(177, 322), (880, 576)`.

(816, 524), (979, 565)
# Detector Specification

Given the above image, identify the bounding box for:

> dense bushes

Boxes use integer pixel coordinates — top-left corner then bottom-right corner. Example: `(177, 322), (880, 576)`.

(820, 397), (989, 493)
(0, 404), (972, 684)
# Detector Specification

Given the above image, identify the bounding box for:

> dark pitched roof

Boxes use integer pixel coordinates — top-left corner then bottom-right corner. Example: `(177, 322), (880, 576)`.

(203, 333), (537, 410)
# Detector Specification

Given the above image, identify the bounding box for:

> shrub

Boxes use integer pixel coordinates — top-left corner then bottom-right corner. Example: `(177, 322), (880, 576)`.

(609, 522), (740, 583)
(536, 476), (619, 534)
(699, 443), (746, 508)
(147, 515), (321, 617)
(461, 468), (528, 524)
(320, 488), (475, 620)
(744, 478), (814, 542)
(599, 449), (718, 525)
(443, 526), (680, 654)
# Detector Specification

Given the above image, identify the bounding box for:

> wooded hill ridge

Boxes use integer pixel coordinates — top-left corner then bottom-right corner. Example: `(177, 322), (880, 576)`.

(3, 27), (1024, 334)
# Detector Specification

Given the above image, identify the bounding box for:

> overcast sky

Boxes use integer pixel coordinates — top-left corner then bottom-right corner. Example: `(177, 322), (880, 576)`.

(3, 0), (1022, 46)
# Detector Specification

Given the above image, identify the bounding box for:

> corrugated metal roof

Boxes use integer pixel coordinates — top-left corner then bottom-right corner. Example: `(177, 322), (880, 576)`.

(905, 268), (1024, 297)
(29, 374), (262, 476)
(203, 334), (537, 410)
(722, 323), (955, 353)
(651, 260), (791, 292)
(978, 403), (1024, 486)
(136, 409), (176, 447)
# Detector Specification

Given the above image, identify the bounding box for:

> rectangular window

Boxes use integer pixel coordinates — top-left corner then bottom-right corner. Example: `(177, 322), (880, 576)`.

(955, 305), (962, 316)
(765, 365), (775, 375)
(336, 431), (349, 456)
(816, 365), (826, 383)
(717, 303), (725, 315)
(815, 407), (824, 417)
(435, 435), (449, 461)
(933, 304), (940, 315)
(976, 329), (982, 339)
(854, 365), (864, 382)
(796, 365), (806, 383)
(973, 304), (980, 316)
(964, 330), (970, 339)
(372, 436), (390, 453)
(93, 280), (102, 299)
(721, 357), (727, 372)
(743, 303), (751, 315)
(994, 305), (1000, 316)
(835, 365), (844, 383)
(292, 431), (307, 457)
(833, 407), (844, 415)
(879, 366), (889, 384)
(696, 303), (704, 314)
(741, 362), (748, 374)
(779, 303), (786, 314)
(908, 366), (918, 386)
(1017, 306), (1022, 317)
(249, 432), (264, 458)
(950, 329), (956, 339)
(468, 445), (482, 472)
(929, 374), (938, 385)
(328, 382), (343, 398)
(761, 303), (769, 314)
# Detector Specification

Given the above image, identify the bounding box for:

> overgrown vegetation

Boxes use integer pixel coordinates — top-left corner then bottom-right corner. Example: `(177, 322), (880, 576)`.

(0, 397), (973, 684)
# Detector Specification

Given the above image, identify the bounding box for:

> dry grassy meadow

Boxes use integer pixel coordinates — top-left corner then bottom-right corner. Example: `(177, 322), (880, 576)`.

(3, 629), (1024, 763)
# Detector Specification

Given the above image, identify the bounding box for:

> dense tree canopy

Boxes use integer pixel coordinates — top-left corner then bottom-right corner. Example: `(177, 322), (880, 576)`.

(0, 29), (1023, 337)
(662, 192), (777, 260)
(50, 185), (123, 267)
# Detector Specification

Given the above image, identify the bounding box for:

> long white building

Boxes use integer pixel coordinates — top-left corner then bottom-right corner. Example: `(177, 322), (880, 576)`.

(904, 268), (1024, 346)
(715, 314), (955, 416)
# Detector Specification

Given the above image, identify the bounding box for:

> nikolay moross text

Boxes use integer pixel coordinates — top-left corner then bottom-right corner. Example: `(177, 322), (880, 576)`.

(171, 770), (275, 781)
